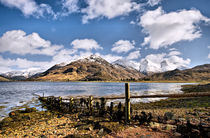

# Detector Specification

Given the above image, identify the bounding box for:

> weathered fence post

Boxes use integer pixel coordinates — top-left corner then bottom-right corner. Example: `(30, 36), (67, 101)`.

(125, 83), (130, 123)
(59, 96), (62, 108)
(69, 97), (74, 112)
(89, 96), (93, 115)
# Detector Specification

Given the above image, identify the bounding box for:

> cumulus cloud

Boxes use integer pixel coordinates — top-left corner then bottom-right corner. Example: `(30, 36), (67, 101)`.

(71, 39), (103, 51)
(81, 0), (141, 23)
(0, 56), (52, 72)
(126, 50), (141, 60)
(139, 52), (191, 72)
(97, 54), (123, 63)
(112, 40), (135, 53)
(208, 53), (210, 59)
(140, 7), (210, 49)
(0, 0), (55, 18)
(168, 50), (181, 56)
(61, 0), (79, 16)
(147, 0), (162, 6)
(208, 46), (210, 49)
(0, 30), (63, 56)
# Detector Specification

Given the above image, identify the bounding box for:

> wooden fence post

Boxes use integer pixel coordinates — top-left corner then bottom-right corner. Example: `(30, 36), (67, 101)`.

(69, 97), (74, 112)
(59, 96), (62, 108)
(125, 83), (130, 123)
(89, 96), (93, 115)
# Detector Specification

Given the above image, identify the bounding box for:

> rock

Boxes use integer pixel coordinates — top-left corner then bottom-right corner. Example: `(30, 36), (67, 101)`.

(174, 132), (181, 137)
(164, 124), (177, 131)
(98, 128), (104, 136)
(178, 118), (185, 122)
(166, 120), (176, 125)
(146, 134), (152, 138)
(23, 107), (37, 113)
(164, 112), (174, 121)
(40, 135), (47, 138)
(150, 122), (161, 131)
(191, 129), (200, 136)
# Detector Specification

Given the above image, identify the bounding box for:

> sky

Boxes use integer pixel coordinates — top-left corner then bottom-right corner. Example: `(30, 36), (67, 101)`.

(0, 0), (210, 73)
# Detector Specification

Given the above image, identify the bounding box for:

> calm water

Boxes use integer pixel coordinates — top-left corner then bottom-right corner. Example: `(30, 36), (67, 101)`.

(0, 82), (192, 118)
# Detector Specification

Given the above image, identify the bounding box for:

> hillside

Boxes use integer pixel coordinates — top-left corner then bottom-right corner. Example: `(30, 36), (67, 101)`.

(0, 75), (10, 82)
(31, 55), (144, 81)
(143, 64), (210, 81)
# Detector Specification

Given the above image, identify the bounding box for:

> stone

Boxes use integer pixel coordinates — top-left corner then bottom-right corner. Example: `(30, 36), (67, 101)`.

(40, 135), (47, 138)
(164, 112), (174, 121)
(174, 132), (181, 137)
(164, 124), (177, 131)
(98, 128), (104, 136)
(146, 134), (152, 138)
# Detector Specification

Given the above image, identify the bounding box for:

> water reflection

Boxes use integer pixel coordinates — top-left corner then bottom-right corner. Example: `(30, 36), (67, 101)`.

(0, 82), (193, 118)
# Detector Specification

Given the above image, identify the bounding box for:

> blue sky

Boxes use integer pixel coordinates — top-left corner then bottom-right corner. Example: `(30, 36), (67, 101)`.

(0, 0), (210, 73)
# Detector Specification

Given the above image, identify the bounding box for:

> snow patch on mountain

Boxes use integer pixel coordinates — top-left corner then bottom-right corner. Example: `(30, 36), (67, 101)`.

(112, 59), (140, 70)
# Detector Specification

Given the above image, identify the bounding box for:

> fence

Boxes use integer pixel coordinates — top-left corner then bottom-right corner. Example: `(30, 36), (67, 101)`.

(39, 83), (210, 123)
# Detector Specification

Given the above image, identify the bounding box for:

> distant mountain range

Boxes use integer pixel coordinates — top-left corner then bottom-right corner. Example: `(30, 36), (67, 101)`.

(144, 64), (210, 81)
(29, 55), (144, 81)
(1, 70), (41, 81)
(1, 55), (210, 82)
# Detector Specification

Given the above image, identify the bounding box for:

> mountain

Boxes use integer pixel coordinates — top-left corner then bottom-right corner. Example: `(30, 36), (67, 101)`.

(31, 55), (144, 81)
(139, 59), (161, 75)
(0, 75), (10, 82)
(139, 59), (188, 75)
(1, 70), (41, 80)
(143, 64), (210, 81)
(112, 59), (140, 70)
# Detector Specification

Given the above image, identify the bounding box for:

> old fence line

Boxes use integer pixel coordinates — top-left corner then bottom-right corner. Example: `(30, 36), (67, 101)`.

(39, 83), (210, 123)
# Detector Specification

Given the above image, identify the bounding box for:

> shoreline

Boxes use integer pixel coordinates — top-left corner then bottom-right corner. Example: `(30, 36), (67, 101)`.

(0, 83), (209, 137)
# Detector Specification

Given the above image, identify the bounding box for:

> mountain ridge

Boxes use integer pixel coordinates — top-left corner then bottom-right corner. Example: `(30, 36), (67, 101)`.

(30, 55), (145, 81)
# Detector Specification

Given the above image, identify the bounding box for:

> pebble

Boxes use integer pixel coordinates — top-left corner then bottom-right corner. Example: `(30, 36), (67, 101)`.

(174, 132), (181, 137)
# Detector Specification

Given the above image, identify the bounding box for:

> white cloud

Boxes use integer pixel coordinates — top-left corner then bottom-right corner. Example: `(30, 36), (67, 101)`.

(208, 46), (210, 49)
(0, 56), (52, 72)
(126, 50), (141, 60)
(81, 0), (141, 23)
(140, 7), (210, 49)
(147, 0), (162, 6)
(130, 21), (136, 25)
(168, 50), (181, 56)
(51, 49), (77, 64)
(0, 0), (55, 18)
(208, 53), (210, 59)
(112, 40), (135, 53)
(139, 52), (190, 72)
(61, 0), (79, 16)
(71, 39), (103, 51)
(0, 30), (63, 56)
(169, 48), (177, 51)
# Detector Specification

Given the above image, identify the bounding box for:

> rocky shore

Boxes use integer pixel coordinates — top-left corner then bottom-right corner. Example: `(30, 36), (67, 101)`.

(0, 83), (209, 137)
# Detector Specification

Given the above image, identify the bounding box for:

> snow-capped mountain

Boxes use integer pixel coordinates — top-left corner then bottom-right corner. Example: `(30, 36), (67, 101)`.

(139, 59), (189, 74)
(1, 70), (42, 80)
(78, 55), (109, 65)
(112, 59), (140, 70)
(32, 55), (144, 81)
(139, 59), (161, 74)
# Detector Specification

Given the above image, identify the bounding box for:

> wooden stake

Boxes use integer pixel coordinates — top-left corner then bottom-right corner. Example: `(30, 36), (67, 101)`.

(69, 97), (74, 112)
(89, 96), (93, 115)
(125, 83), (130, 123)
